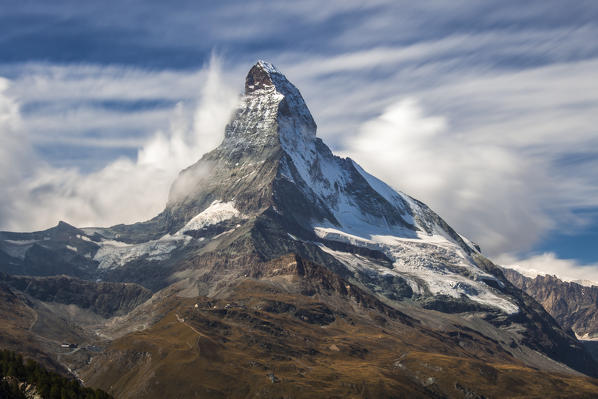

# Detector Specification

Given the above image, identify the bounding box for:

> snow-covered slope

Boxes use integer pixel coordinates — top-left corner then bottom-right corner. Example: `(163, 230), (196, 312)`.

(94, 200), (247, 270)
(93, 235), (189, 270)
(178, 200), (243, 234)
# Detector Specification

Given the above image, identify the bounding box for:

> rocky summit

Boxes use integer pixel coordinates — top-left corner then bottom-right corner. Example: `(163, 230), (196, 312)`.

(1, 61), (598, 398)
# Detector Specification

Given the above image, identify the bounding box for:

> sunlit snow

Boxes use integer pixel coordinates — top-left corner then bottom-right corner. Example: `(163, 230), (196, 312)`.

(178, 200), (242, 234)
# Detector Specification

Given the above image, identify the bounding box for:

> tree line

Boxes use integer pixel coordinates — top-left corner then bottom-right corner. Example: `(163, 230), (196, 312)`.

(0, 349), (112, 399)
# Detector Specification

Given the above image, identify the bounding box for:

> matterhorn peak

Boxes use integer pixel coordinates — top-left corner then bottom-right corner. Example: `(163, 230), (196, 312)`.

(221, 61), (317, 156)
(244, 60), (282, 94)
(244, 60), (300, 99)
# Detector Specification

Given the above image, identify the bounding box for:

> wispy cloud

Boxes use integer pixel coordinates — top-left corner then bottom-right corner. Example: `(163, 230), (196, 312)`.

(0, 61), (245, 170)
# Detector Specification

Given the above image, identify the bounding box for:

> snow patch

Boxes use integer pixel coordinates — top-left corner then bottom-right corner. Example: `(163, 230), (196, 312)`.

(315, 227), (518, 314)
(257, 60), (281, 75)
(76, 234), (94, 242)
(93, 234), (190, 270)
(93, 234), (192, 269)
(93, 200), (244, 270)
(178, 200), (242, 234)
(3, 239), (37, 245)
(576, 332), (598, 341)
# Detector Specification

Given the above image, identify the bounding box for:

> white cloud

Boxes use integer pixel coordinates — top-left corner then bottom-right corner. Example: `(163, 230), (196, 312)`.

(340, 98), (554, 256)
(498, 252), (598, 286)
(0, 78), (43, 228)
(0, 57), (239, 231)
(0, 78), (34, 180)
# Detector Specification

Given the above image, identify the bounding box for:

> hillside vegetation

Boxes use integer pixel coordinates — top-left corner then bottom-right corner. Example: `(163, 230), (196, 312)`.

(0, 349), (112, 399)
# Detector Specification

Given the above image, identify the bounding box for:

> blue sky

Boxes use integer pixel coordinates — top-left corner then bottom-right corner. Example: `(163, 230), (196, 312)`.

(1, 1), (597, 280)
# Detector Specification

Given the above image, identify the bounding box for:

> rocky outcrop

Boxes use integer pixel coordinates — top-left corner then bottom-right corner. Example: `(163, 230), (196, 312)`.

(502, 268), (598, 338)
(0, 273), (152, 318)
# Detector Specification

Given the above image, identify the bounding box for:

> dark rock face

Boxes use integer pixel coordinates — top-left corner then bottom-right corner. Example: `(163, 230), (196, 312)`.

(0, 273), (152, 318)
(293, 303), (335, 325)
(502, 268), (598, 338)
(245, 62), (274, 93)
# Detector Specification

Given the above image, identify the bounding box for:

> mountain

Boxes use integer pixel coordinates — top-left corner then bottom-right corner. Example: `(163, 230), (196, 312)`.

(2, 61), (598, 398)
(502, 267), (598, 340)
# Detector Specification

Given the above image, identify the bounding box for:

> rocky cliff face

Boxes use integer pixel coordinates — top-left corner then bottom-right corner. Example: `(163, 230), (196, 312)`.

(502, 267), (598, 339)
(0, 273), (152, 318)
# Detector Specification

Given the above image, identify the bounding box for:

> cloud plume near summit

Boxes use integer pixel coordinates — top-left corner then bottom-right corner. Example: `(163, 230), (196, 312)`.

(0, 58), (239, 231)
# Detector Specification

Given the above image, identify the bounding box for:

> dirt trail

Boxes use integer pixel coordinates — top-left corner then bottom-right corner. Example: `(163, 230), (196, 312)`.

(175, 313), (206, 349)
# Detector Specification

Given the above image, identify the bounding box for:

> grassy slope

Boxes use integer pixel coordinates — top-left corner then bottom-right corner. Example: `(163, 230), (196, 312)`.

(82, 279), (598, 399)
(0, 283), (69, 375)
